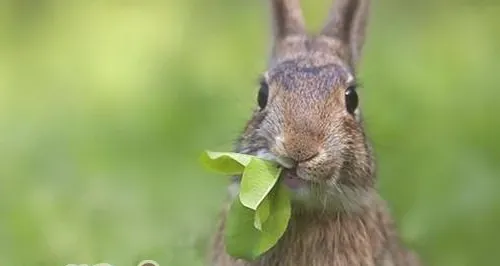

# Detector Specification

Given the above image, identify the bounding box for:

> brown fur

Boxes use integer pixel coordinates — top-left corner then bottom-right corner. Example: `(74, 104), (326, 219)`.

(211, 198), (421, 266)
(209, 0), (423, 265)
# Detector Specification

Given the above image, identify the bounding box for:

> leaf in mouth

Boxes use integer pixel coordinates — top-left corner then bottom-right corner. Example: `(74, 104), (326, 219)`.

(200, 151), (254, 175)
(224, 182), (291, 260)
(239, 158), (282, 210)
(200, 150), (291, 260)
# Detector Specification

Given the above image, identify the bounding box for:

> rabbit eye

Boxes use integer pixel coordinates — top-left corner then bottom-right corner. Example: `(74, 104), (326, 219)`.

(345, 86), (358, 114)
(257, 80), (269, 109)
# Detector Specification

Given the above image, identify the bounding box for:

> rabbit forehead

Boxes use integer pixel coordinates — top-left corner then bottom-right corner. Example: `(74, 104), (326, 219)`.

(267, 58), (352, 100)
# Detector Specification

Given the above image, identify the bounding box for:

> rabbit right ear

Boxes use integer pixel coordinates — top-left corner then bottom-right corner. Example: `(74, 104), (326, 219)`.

(268, 0), (306, 57)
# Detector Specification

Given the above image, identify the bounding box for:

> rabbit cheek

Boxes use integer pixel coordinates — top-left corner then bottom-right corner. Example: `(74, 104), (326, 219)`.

(296, 162), (328, 182)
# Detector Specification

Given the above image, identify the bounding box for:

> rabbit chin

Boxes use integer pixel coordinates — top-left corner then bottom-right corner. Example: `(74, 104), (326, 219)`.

(227, 180), (375, 213)
(290, 183), (376, 213)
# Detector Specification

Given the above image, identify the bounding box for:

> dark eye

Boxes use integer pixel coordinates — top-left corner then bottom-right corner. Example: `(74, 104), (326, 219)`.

(257, 80), (269, 109)
(345, 86), (358, 114)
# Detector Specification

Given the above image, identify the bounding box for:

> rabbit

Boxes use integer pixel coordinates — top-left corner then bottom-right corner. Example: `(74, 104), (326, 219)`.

(209, 0), (423, 265)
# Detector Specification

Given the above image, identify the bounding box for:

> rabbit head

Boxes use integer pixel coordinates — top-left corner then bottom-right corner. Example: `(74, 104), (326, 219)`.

(232, 0), (375, 212)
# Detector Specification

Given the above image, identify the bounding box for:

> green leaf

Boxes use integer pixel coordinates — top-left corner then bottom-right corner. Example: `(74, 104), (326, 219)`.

(199, 151), (254, 175)
(224, 184), (291, 261)
(201, 150), (291, 260)
(254, 196), (270, 231)
(239, 158), (281, 210)
(224, 196), (262, 260)
(255, 184), (291, 255)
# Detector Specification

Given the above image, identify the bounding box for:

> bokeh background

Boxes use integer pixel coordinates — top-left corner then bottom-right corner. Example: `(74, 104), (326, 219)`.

(1, 0), (499, 265)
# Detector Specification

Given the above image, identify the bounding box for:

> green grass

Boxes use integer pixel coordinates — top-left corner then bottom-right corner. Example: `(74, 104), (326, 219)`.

(0, 1), (499, 265)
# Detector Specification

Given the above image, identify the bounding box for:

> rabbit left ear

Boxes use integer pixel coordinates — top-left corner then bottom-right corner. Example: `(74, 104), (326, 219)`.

(320, 0), (371, 68)
(268, 0), (306, 57)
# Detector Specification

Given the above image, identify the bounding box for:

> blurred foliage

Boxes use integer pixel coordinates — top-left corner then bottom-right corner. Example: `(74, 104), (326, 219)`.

(0, 0), (499, 265)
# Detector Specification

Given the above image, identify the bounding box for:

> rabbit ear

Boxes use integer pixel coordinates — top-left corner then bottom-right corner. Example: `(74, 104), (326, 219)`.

(269, 0), (306, 53)
(320, 0), (370, 68)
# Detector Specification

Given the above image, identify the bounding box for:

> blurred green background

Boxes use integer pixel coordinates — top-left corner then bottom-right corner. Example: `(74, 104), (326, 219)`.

(1, 0), (499, 265)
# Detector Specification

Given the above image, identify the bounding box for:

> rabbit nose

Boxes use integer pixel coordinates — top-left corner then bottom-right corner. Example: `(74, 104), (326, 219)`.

(283, 135), (321, 163)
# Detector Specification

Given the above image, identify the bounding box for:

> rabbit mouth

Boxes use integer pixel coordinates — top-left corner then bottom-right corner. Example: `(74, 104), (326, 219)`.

(281, 168), (307, 189)
(252, 149), (310, 189)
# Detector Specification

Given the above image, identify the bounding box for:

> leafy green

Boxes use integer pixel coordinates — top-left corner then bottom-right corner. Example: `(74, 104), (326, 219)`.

(255, 183), (291, 254)
(254, 196), (270, 231)
(224, 183), (291, 260)
(224, 196), (262, 260)
(199, 151), (254, 175)
(239, 158), (281, 210)
(200, 150), (291, 260)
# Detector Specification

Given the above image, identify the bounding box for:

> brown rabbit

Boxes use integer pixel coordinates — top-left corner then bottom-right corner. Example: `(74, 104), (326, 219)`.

(209, 0), (423, 265)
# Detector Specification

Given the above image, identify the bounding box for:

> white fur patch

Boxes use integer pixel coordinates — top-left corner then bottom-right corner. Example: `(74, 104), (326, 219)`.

(324, 185), (375, 213)
(346, 73), (355, 83)
(293, 182), (375, 213)
(256, 149), (277, 161)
